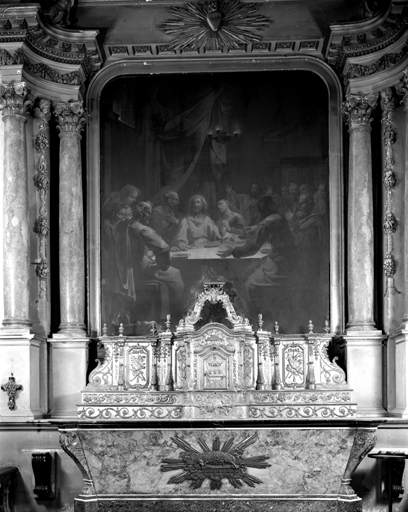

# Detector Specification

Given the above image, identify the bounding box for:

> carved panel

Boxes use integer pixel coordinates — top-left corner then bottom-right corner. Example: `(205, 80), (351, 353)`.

(127, 347), (149, 389)
(283, 344), (305, 388)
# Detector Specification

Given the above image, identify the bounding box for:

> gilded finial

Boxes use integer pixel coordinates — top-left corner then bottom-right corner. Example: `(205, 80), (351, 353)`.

(308, 320), (314, 334)
(324, 320), (330, 333)
(166, 314), (171, 332)
(258, 314), (263, 330)
(274, 321), (279, 335)
(102, 323), (108, 337)
(119, 323), (124, 336)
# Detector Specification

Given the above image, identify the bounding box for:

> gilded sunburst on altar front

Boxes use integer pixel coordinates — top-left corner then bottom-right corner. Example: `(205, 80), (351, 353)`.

(159, 0), (271, 52)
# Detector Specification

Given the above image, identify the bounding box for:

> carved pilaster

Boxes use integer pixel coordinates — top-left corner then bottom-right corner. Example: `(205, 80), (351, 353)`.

(396, 70), (408, 326)
(53, 101), (87, 336)
(380, 88), (400, 298)
(342, 93), (380, 332)
(0, 81), (33, 328)
(33, 99), (51, 302)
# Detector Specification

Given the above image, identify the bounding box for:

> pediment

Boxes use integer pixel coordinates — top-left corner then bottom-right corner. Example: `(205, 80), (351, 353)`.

(177, 282), (252, 333)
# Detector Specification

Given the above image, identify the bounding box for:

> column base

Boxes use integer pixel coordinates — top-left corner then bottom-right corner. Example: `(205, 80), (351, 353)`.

(346, 327), (383, 336)
(57, 324), (87, 339)
(2, 318), (32, 329)
(344, 332), (387, 417)
(0, 333), (46, 421)
(49, 337), (89, 418)
(387, 328), (408, 417)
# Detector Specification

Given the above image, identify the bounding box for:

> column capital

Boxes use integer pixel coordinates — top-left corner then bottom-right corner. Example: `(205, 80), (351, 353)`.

(0, 81), (33, 118)
(53, 101), (86, 136)
(341, 93), (378, 130)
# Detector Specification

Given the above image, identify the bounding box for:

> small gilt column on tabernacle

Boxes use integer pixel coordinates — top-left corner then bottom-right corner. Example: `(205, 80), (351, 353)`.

(341, 93), (379, 332)
(0, 82), (33, 330)
(53, 101), (87, 336)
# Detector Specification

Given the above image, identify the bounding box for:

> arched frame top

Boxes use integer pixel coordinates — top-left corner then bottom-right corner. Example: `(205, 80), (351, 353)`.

(86, 56), (344, 338)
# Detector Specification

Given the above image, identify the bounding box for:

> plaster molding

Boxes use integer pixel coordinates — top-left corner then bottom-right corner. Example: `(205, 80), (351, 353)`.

(326, 2), (408, 93)
(103, 38), (325, 60)
(0, 6), (102, 97)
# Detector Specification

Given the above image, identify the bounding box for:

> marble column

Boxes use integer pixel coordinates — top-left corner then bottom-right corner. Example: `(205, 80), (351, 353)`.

(341, 93), (378, 331)
(53, 101), (86, 336)
(0, 82), (33, 329)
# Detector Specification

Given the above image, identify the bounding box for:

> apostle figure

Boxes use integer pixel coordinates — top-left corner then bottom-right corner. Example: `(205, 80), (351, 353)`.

(128, 201), (185, 320)
(216, 199), (246, 238)
(173, 195), (220, 250)
(225, 182), (264, 226)
(151, 191), (182, 245)
(218, 196), (298, 324)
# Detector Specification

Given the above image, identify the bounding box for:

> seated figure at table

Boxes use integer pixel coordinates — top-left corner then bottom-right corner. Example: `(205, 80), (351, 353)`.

(216, 199), (246, 238)
(172, 195), (220, 250)
(126, 201), (184, 320)
(218, 196), (298, 322)
(151, 191), (182, 245)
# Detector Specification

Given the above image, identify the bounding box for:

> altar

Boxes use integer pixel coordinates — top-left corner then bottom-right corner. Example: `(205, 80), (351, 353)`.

(60, 283), (377, 512)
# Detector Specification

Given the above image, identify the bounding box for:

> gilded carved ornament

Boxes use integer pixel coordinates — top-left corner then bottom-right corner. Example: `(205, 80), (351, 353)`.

(340, 428), (377, 496)
(396, 68), (408, 110)
(159, 0), (270, 52)
(340, 93), (378, 129)
(43, 0), (74, 28)
(59, 431), (96, 495)
(53, 101), (86, 135)
(161, 433), (270, 490)
(1, 373), (22, 410)
(33, 98), (52, 301)
(380, 87), (400, 295)
(0, 81), (33, 118)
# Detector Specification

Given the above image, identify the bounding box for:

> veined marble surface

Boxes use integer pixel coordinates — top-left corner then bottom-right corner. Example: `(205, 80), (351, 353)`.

(77, 427), (355, 495)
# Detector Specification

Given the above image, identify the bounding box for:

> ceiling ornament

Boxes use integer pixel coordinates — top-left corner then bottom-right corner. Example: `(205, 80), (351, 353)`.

(159, 0), (271, 52)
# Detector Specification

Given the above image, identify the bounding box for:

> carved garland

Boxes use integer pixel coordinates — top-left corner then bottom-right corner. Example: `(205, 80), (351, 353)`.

(33, 99), (51, 301)
(380, 88), (400, 296)
(344, 42), (408, 81)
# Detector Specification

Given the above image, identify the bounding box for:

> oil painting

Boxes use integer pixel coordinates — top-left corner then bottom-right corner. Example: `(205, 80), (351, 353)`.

(100, 71), (330, 334)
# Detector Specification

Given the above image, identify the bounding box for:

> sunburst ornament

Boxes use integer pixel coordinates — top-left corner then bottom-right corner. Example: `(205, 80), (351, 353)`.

(161, 433), (271, 490)
(159, 0), (271, 52)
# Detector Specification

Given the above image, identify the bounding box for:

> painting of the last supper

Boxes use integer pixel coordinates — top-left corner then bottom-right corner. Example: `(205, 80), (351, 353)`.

(100, 70), (330, 335)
